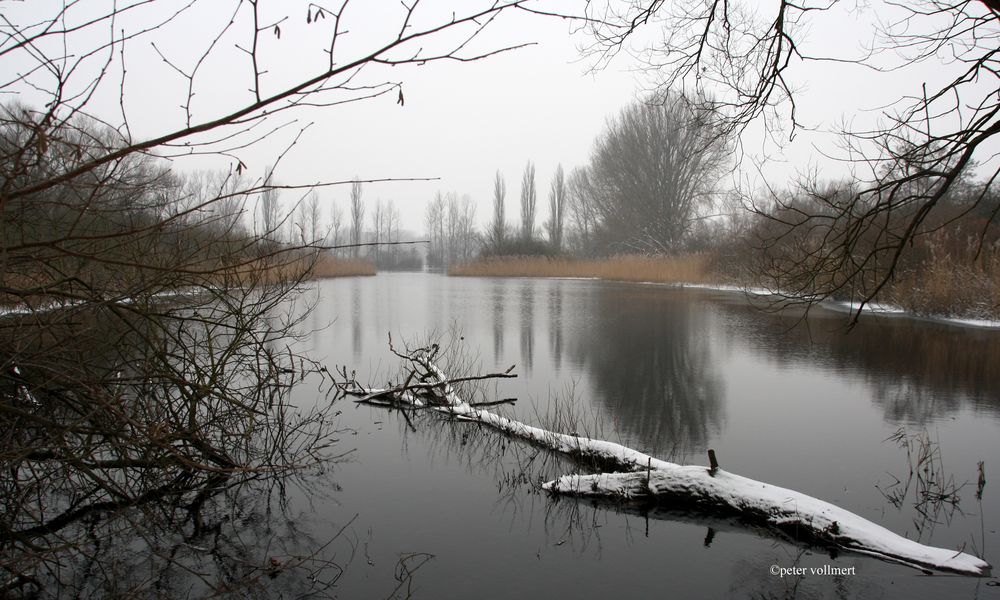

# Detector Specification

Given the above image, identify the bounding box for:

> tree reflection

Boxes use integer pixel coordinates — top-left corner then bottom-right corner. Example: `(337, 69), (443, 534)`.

(17, 475), (351, 599)
(567, 286), (724, 458)
(1, 302), (348, 598)
(833, 322), (1000, 422)
(711, 297), (1000, 423)
(548, 284), (564, 370)
(519, 281), (535, 373)
(351, 278), (364, 359)
(491, 280), (506, 364)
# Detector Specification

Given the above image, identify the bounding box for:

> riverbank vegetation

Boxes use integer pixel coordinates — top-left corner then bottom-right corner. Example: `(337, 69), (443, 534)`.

(311, 254), (377, 279)
(578, 1), (1000, 326)
(269, 253), (375, 284)
(437, 91), (1000, 322)
(425, 1), (1000, 324)
(0, 105), (351, 596)
(450, 222), (1000, 322)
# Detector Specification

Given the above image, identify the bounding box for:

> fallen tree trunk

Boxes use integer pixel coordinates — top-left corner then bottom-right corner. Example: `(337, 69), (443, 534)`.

(333, 342), (992, 577)
(544, 469), (988, 576)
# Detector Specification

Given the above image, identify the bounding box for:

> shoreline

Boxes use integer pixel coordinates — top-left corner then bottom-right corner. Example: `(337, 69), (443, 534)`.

(447, 268), (1000, 331)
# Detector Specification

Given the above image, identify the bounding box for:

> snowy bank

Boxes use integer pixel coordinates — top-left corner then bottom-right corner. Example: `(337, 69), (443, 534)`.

(677, 282), (1000, 330)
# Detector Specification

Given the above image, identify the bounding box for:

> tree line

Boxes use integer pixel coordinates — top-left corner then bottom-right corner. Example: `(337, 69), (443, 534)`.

(425, 93), (732, 265)
(253, 173), (422, 271)
(425, 89), (999, 320)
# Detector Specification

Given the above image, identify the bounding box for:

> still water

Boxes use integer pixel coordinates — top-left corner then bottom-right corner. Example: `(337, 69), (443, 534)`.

(294, 272), (1000, 598)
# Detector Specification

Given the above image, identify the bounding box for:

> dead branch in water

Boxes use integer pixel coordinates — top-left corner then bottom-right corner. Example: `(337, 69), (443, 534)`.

(331, 340), (992, 578)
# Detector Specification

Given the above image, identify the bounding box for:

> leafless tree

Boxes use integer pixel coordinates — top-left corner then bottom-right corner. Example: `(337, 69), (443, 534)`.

(367, 197), (400, 267)
(211, 170), (251, 238)
(446, 192), (461, 263)
(349, 179), (364, 258)
(486, 170), (509, 254)
(547, 164), (567, 252)
(0, 120), (344, 596)
(329, 201), (344, 256)
(583, 0), (1000, 318)
(383, 199), (399, 267)
(424, 191), (478, 266)
(452, 193), (479, 263)
(567, 166), (599, 255)
(0, 0), (564, 594)
(586, 94), (729, 254)
(370, 197), (384, 263)
(520, 161), (538, 242)
(259, 166), (282, 242)
(425, 191), (447, 268)
(295, 190), (322, 246)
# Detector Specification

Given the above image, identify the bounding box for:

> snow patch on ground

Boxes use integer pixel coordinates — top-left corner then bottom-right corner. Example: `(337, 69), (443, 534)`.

(676, 282), (1000, 330)
(0, 288), (214, 319)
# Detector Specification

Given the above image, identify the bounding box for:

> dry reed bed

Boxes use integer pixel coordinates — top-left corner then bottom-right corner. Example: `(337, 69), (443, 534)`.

(449, 255), (715, 285)
(309, 254), (376, 279)
(452, 253), (1000, 321)
(1, 254), (376, 309)
(886, 248), (1000, 320)
(222, 253), (375, 287)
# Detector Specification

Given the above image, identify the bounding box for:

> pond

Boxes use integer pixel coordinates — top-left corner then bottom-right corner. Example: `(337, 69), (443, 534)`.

(295, 272), (1000, 599)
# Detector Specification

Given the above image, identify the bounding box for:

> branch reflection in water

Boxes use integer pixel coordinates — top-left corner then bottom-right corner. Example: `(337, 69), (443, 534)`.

(310, 274), (998, 597)
(1, 299), (353, 598)
(336, 337), (984, 584)
(343, 357), (891, 600)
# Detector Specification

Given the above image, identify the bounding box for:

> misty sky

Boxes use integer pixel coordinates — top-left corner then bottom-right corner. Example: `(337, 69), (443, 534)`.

(8, 0), (995, 235)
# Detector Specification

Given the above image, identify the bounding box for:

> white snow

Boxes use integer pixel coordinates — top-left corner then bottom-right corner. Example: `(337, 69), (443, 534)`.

(679, 282), (1000, 330)
(0, 287), (215, 319)
(543, 468), (990, 576)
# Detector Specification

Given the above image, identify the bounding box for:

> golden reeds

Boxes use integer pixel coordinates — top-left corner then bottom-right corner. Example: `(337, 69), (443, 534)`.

(232, 253), (375, 287)
(309, 254), (377, 279)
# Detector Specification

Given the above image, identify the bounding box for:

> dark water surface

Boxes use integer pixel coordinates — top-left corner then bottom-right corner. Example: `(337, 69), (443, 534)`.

(293, 273), (1000, 599)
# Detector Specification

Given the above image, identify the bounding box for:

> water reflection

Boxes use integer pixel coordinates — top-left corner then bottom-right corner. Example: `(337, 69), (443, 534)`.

(567, 286), (725, 458)
(377, 400), (896, 596)
(333, 275), (1000, 437)
(562, 496), (870, 599)
(709, 296), (1000, 422)
(491, 280), (505, 364)
(827, 321), (1000, 422)
(72, 476), (347, 598)
(548, 284), (564, 370)
(2, 302), (347, 598)
(519, 281), (535, 373)
(351, 278), (362, 359)
(313, 275), (998, 600)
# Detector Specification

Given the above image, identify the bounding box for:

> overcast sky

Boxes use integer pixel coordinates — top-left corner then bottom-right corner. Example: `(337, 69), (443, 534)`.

(187, 0), (647, 233)
(9, 0), (996, 235)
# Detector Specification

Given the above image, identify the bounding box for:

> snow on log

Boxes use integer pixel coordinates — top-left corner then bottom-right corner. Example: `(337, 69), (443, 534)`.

(333, 344), (992, 577)
(543, 468), (990, 576)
